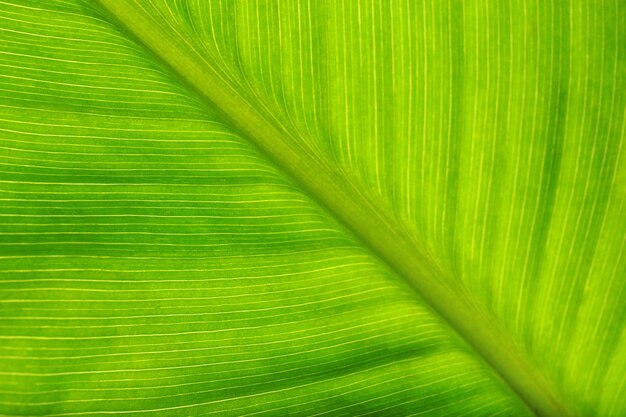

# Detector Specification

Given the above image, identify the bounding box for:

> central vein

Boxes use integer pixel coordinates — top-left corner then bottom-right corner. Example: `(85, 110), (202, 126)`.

(96, 2), (574, 416)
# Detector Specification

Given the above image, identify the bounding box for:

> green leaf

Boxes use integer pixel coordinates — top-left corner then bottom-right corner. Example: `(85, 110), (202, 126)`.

(0, 1), (623, 416)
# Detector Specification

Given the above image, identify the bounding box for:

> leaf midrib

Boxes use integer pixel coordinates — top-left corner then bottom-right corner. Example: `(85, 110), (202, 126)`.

(95, 1), (574, 416)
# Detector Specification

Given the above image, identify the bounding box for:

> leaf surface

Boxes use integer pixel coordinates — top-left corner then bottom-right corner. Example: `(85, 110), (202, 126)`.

(0, 1), (624, 416)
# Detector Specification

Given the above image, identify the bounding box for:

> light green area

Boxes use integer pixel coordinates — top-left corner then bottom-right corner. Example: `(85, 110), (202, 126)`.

(0, 1), (624, 416)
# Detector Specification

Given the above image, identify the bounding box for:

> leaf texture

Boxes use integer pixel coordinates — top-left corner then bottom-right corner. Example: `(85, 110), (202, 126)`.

(0, 1), (624, 416)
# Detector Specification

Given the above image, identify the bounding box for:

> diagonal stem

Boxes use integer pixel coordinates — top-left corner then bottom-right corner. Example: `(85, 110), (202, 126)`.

(96, 1), (575, 416)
